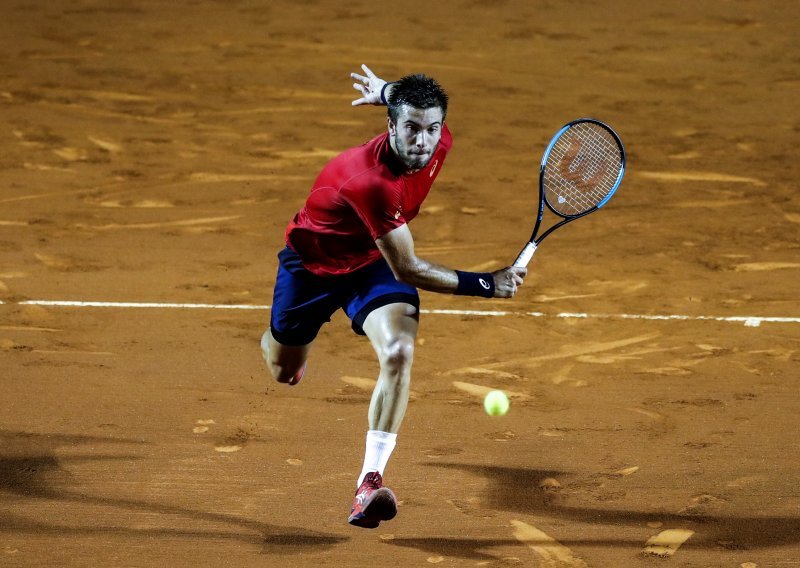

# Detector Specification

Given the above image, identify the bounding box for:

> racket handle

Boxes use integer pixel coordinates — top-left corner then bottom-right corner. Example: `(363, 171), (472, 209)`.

(513, 242), (537, 268)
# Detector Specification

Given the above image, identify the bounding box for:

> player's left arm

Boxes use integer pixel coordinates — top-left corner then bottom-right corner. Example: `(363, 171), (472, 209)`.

(376, 224), (525, 298)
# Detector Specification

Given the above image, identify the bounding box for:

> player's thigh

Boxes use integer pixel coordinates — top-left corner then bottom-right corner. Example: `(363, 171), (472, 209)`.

(361, 302), (419, 346)
(362, 303), (419, 372)
(345, 257), (420, 359)
(344, 256), (420, 340)
(269, 246), (341, 353)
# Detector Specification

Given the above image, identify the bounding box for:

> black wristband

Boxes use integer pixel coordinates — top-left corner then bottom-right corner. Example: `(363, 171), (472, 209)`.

(455, 271), (495, 298)
(380, 82), (394, 105)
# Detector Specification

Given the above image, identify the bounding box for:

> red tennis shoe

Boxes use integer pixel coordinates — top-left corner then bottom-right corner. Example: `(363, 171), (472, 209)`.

(287, 363), (306, 386)
(348, 472), (397, 529)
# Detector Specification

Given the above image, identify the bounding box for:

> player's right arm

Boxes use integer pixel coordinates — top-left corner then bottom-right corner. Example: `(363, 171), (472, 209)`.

(376, 224), (526, 299)
(350, 64), (394, 106)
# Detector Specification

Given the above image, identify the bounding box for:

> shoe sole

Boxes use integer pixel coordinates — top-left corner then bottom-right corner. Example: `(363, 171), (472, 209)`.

(348, 488), (397, 529)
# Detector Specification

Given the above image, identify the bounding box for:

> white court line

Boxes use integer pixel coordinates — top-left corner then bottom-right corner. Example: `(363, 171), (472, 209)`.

(2, 299), (799, 327)
(14, 300), (267, 310)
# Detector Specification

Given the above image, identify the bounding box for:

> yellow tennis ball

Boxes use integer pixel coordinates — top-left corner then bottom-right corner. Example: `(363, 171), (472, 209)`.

(483, 390), (509, 416)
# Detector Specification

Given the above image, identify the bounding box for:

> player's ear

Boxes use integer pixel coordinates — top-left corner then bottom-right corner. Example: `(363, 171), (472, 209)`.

(387, 115), (396, 136)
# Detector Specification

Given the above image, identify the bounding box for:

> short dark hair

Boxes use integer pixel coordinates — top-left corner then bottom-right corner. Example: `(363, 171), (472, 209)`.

(387, 73), (448, 123)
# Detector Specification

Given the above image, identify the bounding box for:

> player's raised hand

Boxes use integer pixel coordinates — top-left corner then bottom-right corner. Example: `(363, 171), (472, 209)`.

(351, 64), (388, 106)
(492, 266), (527, 298)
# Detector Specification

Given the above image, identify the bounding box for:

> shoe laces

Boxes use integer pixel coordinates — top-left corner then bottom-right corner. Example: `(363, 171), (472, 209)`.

(363, 471), (383, 489)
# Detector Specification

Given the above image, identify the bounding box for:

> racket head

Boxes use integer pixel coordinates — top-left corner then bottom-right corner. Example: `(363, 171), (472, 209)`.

(539, 118), (626, 218)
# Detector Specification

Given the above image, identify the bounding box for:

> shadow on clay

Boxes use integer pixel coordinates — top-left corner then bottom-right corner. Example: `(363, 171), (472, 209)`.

(387, 462), (800, 556)
(0, 430), (347, 553)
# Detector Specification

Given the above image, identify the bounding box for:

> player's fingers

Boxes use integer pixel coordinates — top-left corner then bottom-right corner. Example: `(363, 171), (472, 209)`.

(352, 97), (368, 106)
(361, 64), (376, 78)
(499, 283), (517, 298)
(353, 83), (367, 93)
(503, 269), (523, 286)
(351, 73), (368, 83)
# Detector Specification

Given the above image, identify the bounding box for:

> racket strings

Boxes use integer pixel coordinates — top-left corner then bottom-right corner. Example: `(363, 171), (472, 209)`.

(546, 132), (619, 212)
(543, 123), (623, 216)
(548, 133), (618, 209)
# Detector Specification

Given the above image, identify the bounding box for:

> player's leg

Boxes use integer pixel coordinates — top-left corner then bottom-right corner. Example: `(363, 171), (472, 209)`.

(361, 302), (418, 434)
(263, 246), (339, 386)
(260, 330), (310, 385)
(343, 256), (420, 528)
(346, 302), (417, 528)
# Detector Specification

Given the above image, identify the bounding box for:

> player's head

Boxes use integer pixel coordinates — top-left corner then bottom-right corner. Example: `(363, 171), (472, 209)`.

(387, 74), (448, 124)
(386, 74), (448, 172)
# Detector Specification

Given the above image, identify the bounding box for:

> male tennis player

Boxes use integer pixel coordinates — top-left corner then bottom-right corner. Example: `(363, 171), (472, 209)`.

(262, 65), (527, 529)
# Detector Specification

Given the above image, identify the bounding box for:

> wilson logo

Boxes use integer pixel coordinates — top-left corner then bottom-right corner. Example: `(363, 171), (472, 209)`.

(559, 140), (607, 191)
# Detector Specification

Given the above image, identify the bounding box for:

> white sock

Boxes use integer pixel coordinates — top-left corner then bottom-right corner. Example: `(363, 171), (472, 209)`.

(358, 430), (397, 486)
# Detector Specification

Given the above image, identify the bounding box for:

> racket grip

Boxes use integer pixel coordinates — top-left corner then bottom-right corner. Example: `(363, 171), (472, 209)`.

(513, 242), (537, 268)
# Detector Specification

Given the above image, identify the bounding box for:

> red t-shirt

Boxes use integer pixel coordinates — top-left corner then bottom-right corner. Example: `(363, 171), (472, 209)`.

(285, 124), (453, 276)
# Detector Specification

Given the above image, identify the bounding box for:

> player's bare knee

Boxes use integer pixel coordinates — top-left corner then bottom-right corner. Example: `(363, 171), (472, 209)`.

(379, 336), (415, 376)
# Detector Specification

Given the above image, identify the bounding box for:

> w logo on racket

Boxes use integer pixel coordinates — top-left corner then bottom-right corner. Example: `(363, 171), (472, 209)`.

(558, 140), (609, 192)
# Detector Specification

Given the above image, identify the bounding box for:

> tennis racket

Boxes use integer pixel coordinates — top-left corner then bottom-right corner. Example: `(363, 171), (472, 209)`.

(513, 118), (626, 268)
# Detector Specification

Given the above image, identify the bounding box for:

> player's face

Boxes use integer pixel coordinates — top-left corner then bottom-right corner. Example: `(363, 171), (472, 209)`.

(388, 105), (444, 172)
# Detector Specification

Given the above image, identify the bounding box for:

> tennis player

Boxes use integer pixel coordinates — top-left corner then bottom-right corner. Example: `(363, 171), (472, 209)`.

(262, 65), (527, 528)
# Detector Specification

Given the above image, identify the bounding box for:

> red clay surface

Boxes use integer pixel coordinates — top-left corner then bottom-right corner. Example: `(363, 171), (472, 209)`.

(1, 1), (799, 566)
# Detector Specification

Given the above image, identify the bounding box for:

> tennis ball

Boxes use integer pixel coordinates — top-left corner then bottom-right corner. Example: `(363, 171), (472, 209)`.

(483, 390), (509, 416)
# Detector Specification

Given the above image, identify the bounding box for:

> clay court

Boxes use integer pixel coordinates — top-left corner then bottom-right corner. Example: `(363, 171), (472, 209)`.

(2, 1), (799, 566)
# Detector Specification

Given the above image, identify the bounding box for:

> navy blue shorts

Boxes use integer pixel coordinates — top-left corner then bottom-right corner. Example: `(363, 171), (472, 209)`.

(269, 246), (420, 346)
